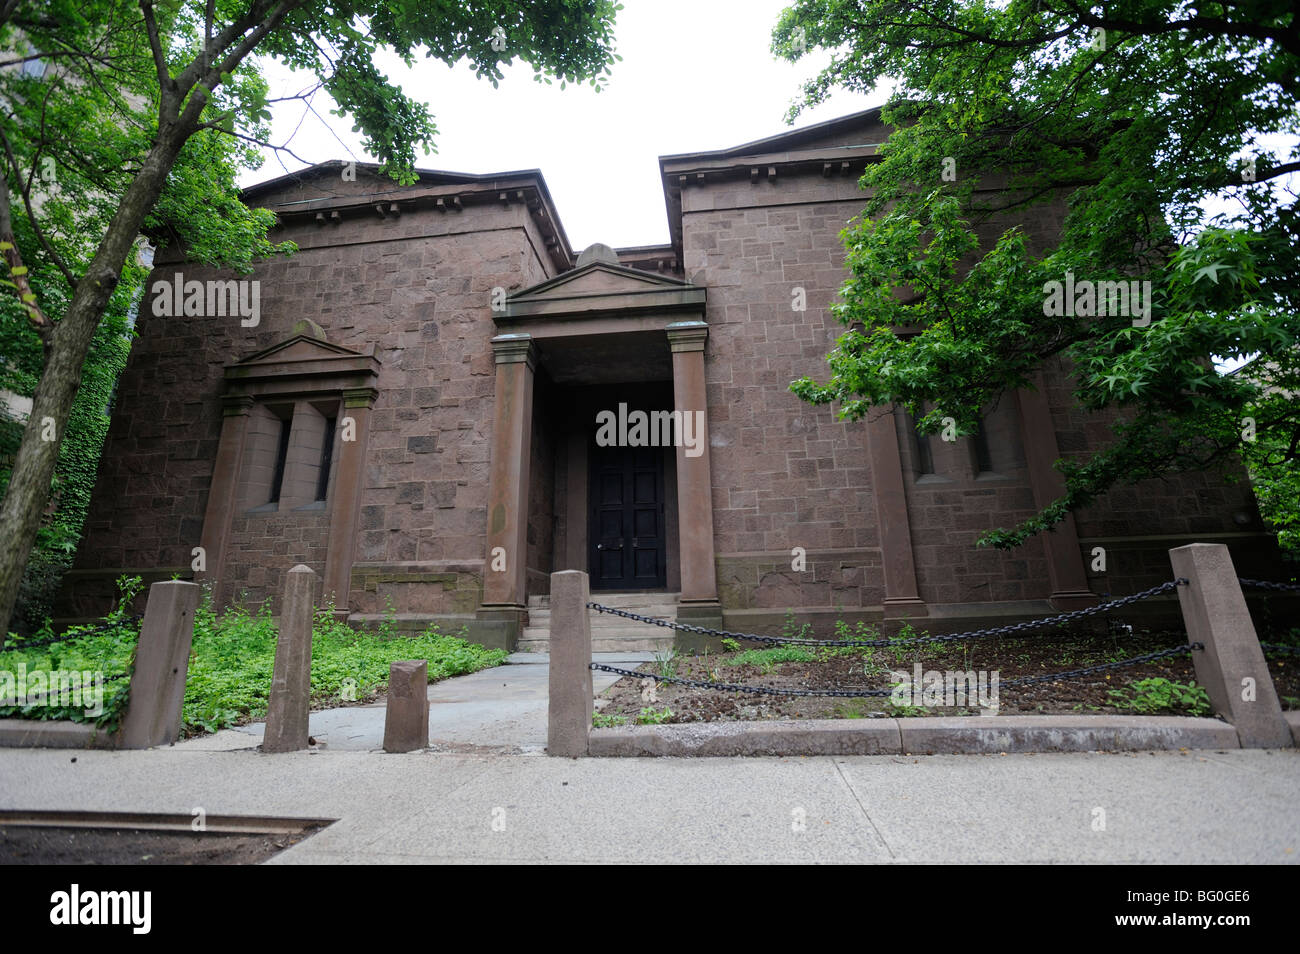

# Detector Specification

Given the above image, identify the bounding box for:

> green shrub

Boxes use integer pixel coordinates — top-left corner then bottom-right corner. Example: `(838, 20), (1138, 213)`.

(1107, 678), (1211, 716)
(2, 577), (508, 735)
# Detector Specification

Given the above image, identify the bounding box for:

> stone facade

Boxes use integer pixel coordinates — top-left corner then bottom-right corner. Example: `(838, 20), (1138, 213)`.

(58, 108), (1278, 645)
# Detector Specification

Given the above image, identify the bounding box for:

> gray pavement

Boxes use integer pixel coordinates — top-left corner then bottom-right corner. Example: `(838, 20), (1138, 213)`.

(1, 745), (1296, 863)
(0, 655), (1297, 863)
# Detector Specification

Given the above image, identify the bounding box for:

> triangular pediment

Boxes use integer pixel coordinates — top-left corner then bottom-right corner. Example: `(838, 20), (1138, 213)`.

(504, 261), (704, 322)
(511, 261), (693, 303)
(233, 333), (369, 367)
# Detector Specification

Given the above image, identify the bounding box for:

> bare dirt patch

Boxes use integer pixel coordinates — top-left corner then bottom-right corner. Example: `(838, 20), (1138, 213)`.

(595, 628), (1300, 725)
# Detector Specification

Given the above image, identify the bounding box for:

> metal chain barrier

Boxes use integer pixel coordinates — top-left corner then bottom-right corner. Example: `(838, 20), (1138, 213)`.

(1261, 643), (1300, 656)
(1238, 578), (1300, 593)
(590, 643), (1200, 699)
(0, 615), (142, 654)
(587, 579), (1186, 647)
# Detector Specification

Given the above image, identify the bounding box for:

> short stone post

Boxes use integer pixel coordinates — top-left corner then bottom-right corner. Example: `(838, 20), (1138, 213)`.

(547, 570), (593, 757)
(383, 660), (429, 753)
(117, 580), (202, 749)
(263, 565), (317, 753)
(1169, 543), (1292, 748)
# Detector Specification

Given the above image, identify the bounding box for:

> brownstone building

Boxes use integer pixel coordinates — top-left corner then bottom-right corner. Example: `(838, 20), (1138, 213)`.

(58, 108), (1278, 648)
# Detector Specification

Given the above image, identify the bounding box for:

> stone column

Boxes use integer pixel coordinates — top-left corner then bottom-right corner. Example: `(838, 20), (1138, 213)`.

(199, 395), (254, 607)
(478, 334), (535, 646)
(667, 321), (719, 615)
(1169, 544), (1291, 748)
(263, 564), (317, 753)
(866, 407), (926, 617)
(117, 580), (202, 749)
(547, 570), (592, 757)
(1015, 376), (1095, 609)
(324, 386), (376, 616)
(383, 660), (430, 753)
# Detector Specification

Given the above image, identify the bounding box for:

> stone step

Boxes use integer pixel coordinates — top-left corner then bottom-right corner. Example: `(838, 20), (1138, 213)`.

(516, 635), (674, 653)
(520, 593), (680, 653)
(528, 609), (677, 626)
(528, 591), (679, 609)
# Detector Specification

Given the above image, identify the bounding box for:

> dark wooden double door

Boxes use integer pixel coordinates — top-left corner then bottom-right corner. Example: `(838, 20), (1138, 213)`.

(588, 444), (667, 590)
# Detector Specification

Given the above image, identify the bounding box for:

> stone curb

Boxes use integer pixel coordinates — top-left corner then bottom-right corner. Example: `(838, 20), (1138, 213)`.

(1286, 711), (1300, 746)
(0, 718), (116, 749)
(587, 715), (1250, 757)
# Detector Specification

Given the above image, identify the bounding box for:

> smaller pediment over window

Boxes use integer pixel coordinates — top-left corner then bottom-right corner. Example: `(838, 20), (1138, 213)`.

(224, 332), (380, 401)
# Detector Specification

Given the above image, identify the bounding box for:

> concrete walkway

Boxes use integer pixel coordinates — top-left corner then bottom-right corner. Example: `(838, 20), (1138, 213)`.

(1, 746), (1296, 863)
(205, 652), (652, 754)
(1, 656), (1297, 863)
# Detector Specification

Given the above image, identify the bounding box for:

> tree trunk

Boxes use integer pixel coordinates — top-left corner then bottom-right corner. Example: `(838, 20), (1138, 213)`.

(0, 133), (186, 640)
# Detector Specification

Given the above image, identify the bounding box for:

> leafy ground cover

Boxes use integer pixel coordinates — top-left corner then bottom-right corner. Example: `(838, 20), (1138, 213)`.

(2, 577), (507, 737)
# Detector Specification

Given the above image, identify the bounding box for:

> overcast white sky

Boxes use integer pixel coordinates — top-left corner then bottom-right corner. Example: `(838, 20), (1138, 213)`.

(243, 0), (881, 250)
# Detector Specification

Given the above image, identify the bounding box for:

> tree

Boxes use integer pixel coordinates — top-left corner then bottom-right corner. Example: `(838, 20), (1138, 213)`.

(0, 0), (623, 638)
(773, 0), (1300, 557)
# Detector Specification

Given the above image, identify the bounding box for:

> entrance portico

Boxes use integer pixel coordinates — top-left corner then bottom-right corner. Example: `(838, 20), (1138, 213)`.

(476, 244), (720, 648)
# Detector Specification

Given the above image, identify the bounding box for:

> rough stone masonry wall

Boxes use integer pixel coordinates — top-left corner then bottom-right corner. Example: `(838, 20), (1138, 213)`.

(682, 179), (885, 613)
(64, 173), (555, 619)
(1036, 352), (1277, 595)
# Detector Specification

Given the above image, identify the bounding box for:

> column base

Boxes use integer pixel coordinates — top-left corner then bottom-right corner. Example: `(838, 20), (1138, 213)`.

(1049, 590), (1099, 612)
(673, 600), (726, 653)
(473, 604), (526, 652)
(882, 597), (928, 620)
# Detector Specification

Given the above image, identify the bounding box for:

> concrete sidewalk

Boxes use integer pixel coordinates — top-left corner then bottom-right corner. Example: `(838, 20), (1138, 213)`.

(0, 746), (1295, 863)
(1, 656), (1297, 863)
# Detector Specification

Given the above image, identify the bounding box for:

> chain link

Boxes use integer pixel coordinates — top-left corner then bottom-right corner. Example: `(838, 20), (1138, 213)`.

(1239, 578), (1300, 593)
(1261, 643), (1300, 656)
(591, 643), (1200, 699)
(0, 615), (143, 654)
(587, 580), (1186, 647)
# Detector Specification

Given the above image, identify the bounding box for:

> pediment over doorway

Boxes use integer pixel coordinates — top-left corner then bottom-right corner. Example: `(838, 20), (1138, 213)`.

(504, 260), (704, 322)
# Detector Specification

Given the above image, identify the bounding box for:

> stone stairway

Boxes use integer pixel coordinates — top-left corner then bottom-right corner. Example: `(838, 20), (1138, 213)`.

(518, 591), (680, 653)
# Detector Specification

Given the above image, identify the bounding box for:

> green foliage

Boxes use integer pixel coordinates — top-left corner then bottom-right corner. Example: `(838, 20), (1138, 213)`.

(1107, 677), (1211, 716)
(0, 574), (145, 730)
(592, 711), (626, 728)
(635, 706), (674, 725)
(776, 0), (1300, 555)
(1, 578), (507, 734)
(726, 644), (817, 674)
(180, 590), (506, 733)
(720, 637), (741, 652)
(651, 647), (679, 679)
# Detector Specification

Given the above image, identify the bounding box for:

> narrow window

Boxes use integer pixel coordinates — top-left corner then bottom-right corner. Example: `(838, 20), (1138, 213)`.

(316, 416), (337, 501)
(269, 418), (292, 504)
(972, 419), (994, 474)
(913, 419), (935, 476)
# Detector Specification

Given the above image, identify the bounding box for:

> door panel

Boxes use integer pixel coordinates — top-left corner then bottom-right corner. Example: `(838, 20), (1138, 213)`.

(589, 442), (666, 590)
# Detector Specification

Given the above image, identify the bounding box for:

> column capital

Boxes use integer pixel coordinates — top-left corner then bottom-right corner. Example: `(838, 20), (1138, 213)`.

(491, 333), (535, 368)
(342, 386), (378, 409)
(220, 394), (255, 416)
(666, 321), (708, 353)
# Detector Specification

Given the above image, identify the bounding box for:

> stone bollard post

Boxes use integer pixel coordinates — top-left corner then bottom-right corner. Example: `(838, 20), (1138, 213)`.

(383, 660), (429, 753)
(547, 570), (593, 757)
(117, 580), (202, 749)
(263, 565), (317, 753)
(1169, 543), (1292, 748)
